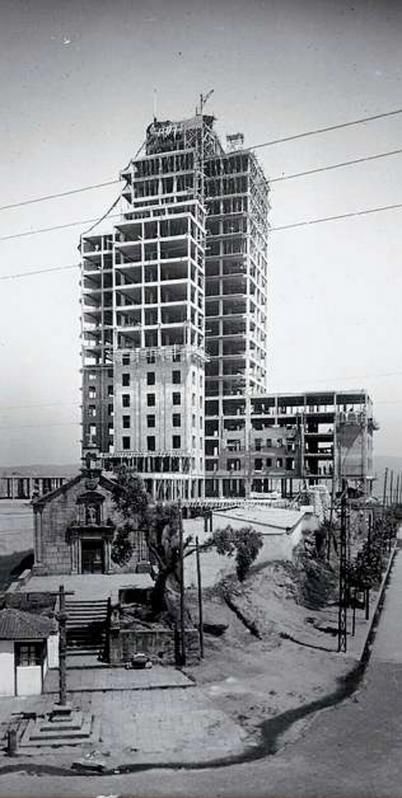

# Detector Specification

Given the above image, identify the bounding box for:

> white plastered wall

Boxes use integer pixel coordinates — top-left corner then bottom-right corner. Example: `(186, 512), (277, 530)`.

(0, 641), (15, 696)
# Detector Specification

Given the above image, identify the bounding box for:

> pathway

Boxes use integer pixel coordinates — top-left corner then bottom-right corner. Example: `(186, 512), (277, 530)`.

(44, 664), (192, 693)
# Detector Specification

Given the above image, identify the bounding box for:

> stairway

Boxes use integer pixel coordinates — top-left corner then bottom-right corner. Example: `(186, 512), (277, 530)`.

(66, 599), (109, 658)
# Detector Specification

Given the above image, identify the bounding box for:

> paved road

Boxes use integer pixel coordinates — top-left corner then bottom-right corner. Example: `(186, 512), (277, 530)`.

(2, 552), (402, 798)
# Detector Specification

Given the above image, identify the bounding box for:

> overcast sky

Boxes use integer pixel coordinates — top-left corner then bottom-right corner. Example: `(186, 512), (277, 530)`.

(0, 0), (401, 466)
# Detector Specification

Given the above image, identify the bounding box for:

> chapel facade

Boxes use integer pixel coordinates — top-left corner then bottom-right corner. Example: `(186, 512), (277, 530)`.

(32, 458), (146, 576)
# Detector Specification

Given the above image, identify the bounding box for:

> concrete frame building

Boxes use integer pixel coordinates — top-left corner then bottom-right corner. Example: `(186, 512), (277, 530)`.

(81, 112), (269, 501)
(0, 474), (67, 500)
(80, 110), (376, 502)
(208, 388), (376, 499)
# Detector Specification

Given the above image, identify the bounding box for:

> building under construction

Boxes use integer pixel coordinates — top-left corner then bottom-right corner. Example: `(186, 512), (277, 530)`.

(206, 388), (376, 499)
(80, 108), (376, 501)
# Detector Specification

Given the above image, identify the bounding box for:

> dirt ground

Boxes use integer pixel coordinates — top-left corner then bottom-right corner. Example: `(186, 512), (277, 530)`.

(0, 502), (371, 752)
(185, 558), (365, 739)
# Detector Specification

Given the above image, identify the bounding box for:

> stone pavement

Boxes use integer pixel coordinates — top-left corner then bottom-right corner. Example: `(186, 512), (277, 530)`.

(44, 664), (192, 693)
(79, 685), (249, 764)
(0, 677), (248, 769)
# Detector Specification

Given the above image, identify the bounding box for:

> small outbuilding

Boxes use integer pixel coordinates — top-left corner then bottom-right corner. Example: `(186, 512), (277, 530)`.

(0, 608), (58, 697)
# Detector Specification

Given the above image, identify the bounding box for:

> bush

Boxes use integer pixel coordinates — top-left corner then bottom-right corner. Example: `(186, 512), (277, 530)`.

(208, 525), (263, 582)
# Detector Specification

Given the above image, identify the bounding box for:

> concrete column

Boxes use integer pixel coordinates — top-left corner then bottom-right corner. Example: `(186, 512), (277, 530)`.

(34, 510), (43, 564)
(33, 512), (39, 563)
(70, 536), (78, 573)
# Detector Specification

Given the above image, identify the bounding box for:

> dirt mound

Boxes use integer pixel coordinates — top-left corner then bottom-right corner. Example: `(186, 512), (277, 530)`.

(185, 559), (349, 740)
(294, 552), (337, 609)
(188, 559), (311, 647)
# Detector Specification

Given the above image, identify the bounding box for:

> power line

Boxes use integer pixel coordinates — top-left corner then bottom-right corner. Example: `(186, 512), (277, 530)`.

(82, 139), (145, 237)
(0, 263), (79, 281)
(0, 401), (81, 410)
(2, 372), (402, 413)
(2, 195), (402, 281)
(0, 108), (401, 215)
(0, 422), (80, 430)
(1, 195), (402, 252)
(271, 200), (402, 231)
(270, 147), (402, 183)
(0, 180), (120, 213)
(247, 106), (402, 153)
(276, 371), (402, 390)
(0, 213), (121, 243)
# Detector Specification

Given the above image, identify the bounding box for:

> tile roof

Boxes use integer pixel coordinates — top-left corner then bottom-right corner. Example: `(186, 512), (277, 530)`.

(0, 608), (56, 640)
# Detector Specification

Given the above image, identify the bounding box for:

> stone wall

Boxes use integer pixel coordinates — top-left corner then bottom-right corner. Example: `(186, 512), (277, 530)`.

(109, 624), (200, 666)
(3, 592), (56, 614)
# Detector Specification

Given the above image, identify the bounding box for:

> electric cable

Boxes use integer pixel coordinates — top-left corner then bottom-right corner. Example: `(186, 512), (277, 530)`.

(0, 264), (79, 280)
(0, 213), (121, 243)
(0, 180), (120, 213)
(0, 109), (401, 212)
(270, 147), (402, 183)
(246, 106), (402, 153)
(1, 196), (402, 250)
(271, 200), (402, 231)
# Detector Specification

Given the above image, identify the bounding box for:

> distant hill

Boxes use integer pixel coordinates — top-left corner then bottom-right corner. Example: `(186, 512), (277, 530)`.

(0, 464), (79, 477)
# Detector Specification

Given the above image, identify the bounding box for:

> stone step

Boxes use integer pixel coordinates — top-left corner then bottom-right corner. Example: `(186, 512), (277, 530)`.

(20, 714), (94, 747)
(68, 607), (106, 618)
(67, 631), (105, 642)
(66, 603), (108, 609)
(66, 613), (107, 618)
(67, 640), (104, 649)
(66, 620), (106, 626)
(37, 711), (83, 732)
(67, 648), (102, 656)
(66, 608), (108, 611)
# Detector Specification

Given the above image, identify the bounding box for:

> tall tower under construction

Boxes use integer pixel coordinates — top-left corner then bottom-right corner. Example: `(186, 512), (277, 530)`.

(80, 110), (270, 500)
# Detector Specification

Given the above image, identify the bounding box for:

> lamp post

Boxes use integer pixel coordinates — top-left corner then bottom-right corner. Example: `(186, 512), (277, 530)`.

(338, 480), (348, 653)
(195, 536), (204, 659)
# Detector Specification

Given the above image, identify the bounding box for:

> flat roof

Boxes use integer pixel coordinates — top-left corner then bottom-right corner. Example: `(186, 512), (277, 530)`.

(213, 506), (309, 534)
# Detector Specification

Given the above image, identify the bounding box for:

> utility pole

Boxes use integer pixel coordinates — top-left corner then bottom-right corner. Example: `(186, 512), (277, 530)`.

(338, 480), (348, 653)
(382, 467), (389, 521)
(195, 536), (204, 659)
(389, 470), (394, 507)
(327, 469), (336, 563)
(178, 499), (186, 667)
